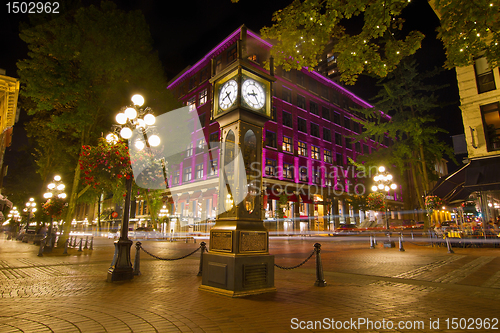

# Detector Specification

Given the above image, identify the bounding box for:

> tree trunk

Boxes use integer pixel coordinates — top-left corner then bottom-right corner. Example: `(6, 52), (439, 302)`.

(59, 158), (83, 246)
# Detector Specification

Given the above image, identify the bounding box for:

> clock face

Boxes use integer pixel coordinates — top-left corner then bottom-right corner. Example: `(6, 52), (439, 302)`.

(242, 78), (265, 110)
(219, 79), (238, 110)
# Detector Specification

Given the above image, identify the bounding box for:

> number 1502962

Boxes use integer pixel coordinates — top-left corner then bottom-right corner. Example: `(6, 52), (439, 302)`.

(6, 2), (59, 14)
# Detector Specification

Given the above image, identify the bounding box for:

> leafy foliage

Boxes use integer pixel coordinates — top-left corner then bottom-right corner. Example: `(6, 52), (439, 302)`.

(367, 192), (386, 211)
(254, 0), (498, 84)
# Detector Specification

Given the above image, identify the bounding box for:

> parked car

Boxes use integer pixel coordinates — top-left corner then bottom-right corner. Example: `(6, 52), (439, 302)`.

(334, 224), (360, 235)
(415, 221), (425, 229)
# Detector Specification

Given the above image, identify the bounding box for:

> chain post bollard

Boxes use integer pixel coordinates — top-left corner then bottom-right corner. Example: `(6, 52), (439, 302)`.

(84, 236), (89, 249)
(134, 242), (141, 276)
(369, 235), (375, 249)
(445, 235), (454, 254)
(63, 238), (69, 254)
(90, 237), (94, 250)
(197, 242), (207, 276)
(399, 232), (405, 252)
(37, 238), (45, 257)
(78, 238), (83, 251)
(313, 243), (327, 287)
(429, 231), (434, 247)
(72, 236), (77, 248)
(411, 231), (414, 240)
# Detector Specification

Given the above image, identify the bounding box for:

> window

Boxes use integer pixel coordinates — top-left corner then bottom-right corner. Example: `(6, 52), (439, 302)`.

(282, 69), (291, 80)
(323, 128), (331, 142)
(189, 76), (197, 91)
(282, 111), (293, 127)
(297, 95), (306, 109)
(209, 159), (218, 176)
(298, 141), (307, 156)
(297, 71), (305, 86)
(345, 138), (352, 150)
(200, 66), (209, 82)
(310, 101), (319, 115)
(312, 166), (321, 184)
(481, 102), (500, 151)
(227, 46), (237, 63)
(282, 136), (293, 153)
(475, 57), (496, 94)
(209, 131), (219, 149)
(322, 107), (330, 121)
(215, 56), (222, 73)
(309, 77), (318, 94)
(198, 113), (206, 128)
(196, 138), (205, 154)
(282, 88), (292, 103)
(311, 123), (320, 137)
(299, 166), (308, 182)
(195, 164), (204, 179)
(336, 153), (343, 166)
(187, 97), (196, 111)
(186, 142), (193, 157)
(335, 133), (342, 146)
(363, 144), (370, 155)
(333, 112), (341, 125)
(199, 88), (208, 105)
(355, 142), (361, 153)
(324, 149), (332, 163)
(283, 163), (294, 179)
(298, 117), (307, 132)
(173, 170), (180, 185)
(344, 116), (350, 130)
(184, 166), (192, 182)
(265, 159), (277, 176)
(331, 90), (339, 105)
(247, 54), (258, 62)
(321, 85), (329, 99)
(265, 131), (277, 148)
(311, 145), (320, 160)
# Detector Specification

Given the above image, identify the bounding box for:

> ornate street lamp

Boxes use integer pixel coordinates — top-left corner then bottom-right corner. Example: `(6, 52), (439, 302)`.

(159, 205), (169, 234)
(371, 166), (397, 231)
(7, 207), (21, 240)
(107, 94), (159, 282)
(23, 198), (37, 232)
(43, 175), (66, 251)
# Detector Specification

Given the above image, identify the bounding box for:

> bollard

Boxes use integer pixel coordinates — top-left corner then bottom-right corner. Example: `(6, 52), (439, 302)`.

(69, 236), (73, 246)
(84, 236), (89, 249)
(197, 242), (207, 276)
(90, 237), (94, 250)
(37, 238), (45, 257)
(78, 238), (83, 251)
(445, 236), (454, 254)
(369, 235), (375, 249)
(313, 243), (327, 287)
(72, 236), (77, 248)
(133, 242), (141, 276)
(411, 231), (414, 240)
(63, 238), (69, 255)
(399, 233), (405, 252)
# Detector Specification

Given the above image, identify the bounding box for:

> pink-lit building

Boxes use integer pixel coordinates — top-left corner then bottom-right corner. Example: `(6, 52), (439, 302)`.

(163, 26), (403, 234)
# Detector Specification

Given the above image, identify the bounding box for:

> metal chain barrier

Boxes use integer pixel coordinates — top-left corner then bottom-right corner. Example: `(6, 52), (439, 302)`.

(138, 242), (202, 261)
(274, 248), (315, 270)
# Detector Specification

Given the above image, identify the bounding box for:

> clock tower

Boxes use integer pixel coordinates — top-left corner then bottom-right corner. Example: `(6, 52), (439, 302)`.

(200, 27), (276, 296)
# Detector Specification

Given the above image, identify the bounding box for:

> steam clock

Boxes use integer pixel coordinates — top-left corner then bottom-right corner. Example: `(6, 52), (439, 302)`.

(200, 28), (276, 296)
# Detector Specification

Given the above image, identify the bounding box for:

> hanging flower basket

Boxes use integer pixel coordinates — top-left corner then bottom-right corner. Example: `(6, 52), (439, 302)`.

(424, 195), (443, 211)
(367, 192), (385, 211)
(43, 197), (65, 218)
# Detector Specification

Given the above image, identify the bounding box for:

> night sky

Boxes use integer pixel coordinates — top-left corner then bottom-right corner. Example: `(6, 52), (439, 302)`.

(0, 0), (464, 195)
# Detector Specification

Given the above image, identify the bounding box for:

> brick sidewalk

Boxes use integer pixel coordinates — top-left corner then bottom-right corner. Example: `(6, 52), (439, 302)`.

(1, 234), (499, 332)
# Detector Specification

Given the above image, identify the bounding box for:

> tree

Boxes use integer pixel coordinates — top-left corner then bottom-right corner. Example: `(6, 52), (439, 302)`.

(353, 59), (455, 217)
(17, 1), (178, 243)
(252, 0), (499, 84)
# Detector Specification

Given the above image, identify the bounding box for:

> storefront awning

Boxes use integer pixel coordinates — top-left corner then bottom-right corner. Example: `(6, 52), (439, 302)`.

(300, 194), (313, 204)
(464, 156), (500, 191)
(430, 164), (472, 204)
(202, 188), (217, 198)
(174, 193), (190, 202)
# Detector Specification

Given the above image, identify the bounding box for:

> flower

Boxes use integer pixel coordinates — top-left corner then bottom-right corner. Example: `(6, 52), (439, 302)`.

(424, 195), (443, 211)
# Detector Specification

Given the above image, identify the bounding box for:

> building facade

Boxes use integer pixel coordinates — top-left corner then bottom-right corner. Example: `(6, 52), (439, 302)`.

(161, 26), (404, 234)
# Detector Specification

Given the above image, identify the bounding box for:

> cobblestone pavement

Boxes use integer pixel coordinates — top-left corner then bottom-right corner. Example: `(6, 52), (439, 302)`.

(0, 233), (499, 332)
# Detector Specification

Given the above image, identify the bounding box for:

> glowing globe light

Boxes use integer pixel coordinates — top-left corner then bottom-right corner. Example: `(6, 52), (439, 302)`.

(58, 193), (67, 199)
(374, 176), (379, 182)
(131, 94), (144, 106)
(144, 114), (155, 126)
(378, 166), (385, 173)
(378, 184), (384, 190)
(390, 184), (397, 190)
(371, 186), (378, 191)
(44, 192), (53, 199)
(48, 183), (56, 190)
(54, 175), (61, 181)
(57, 184), (65, 191)
(384, 186), (390, 191)
(148, 135), (160, 147)
(135, 140), (145, 150)
(387, 174), (393, 180)
(120, 127), (133, 139)
(124, 107), (137, 120)
(106, 133), (119, 144)
(116, 113), (127, 125)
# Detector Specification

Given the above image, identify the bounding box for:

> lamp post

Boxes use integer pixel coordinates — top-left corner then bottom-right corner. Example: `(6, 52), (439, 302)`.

(371, 166), (397, 231)
(158, 205), (169, 235)
(7, 206), (21, 240)
(107, 94), (159, 282)
(43, 175), (66, 251)
(23, 198), (37, 232)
